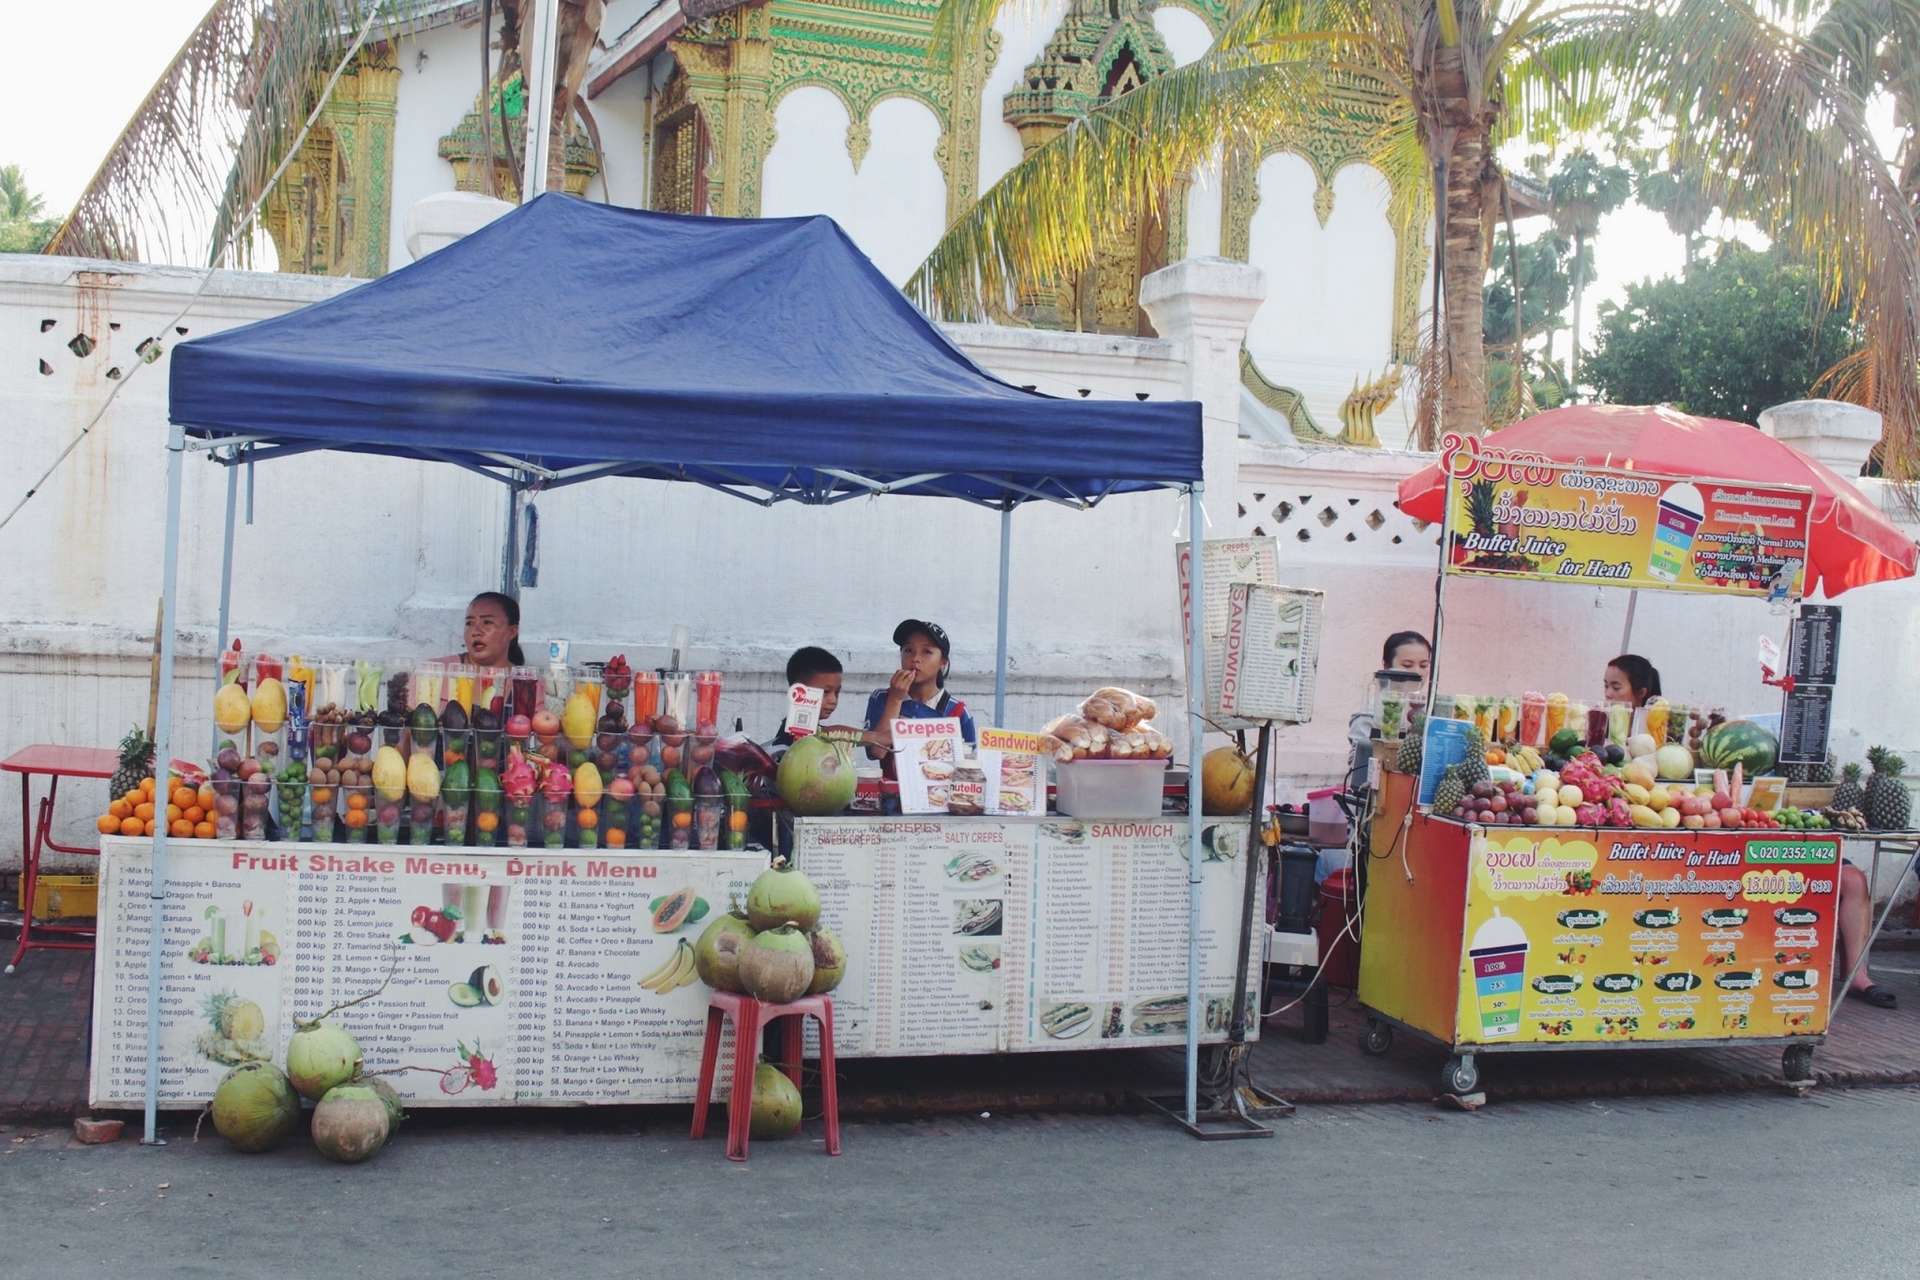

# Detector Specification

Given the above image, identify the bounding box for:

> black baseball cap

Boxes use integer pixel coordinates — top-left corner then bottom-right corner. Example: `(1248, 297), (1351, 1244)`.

(893, 619), (951, 659)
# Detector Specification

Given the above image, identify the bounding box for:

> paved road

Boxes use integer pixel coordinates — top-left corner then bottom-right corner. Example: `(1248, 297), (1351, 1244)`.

(4, 1088), (1916, 1279)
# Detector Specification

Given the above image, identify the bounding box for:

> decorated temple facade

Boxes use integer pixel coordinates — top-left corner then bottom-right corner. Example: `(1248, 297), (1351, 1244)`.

(260, 0), (1434, 446)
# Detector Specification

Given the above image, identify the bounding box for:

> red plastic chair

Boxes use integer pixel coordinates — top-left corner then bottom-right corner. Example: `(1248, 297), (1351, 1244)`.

(691, 990), (840, 1161)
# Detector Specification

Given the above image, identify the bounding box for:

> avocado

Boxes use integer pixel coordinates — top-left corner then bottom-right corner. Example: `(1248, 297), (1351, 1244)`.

(469, 965), (505, 1004)
(443, 761), (473, 803)
(441, 701), (470, 732)
(474, 768), (502, 798)
(410, 702), (440, 735)
(472, 707), (500, 732)
(448, 982), (483, 1008)
(666, 771), (693, 803)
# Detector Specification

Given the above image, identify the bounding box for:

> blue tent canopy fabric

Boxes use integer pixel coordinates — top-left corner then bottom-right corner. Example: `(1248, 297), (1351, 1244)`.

(168, 195), (1202, 505)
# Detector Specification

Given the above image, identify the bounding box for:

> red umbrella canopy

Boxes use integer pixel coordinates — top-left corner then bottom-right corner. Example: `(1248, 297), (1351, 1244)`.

(1396, 404), (1917, 598)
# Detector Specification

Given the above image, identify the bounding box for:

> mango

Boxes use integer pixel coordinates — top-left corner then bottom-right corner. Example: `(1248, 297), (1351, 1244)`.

(561, 692), (595, 750)
(574, 761), (604, 808)
(406, 751), (441, 802)
(250, 678), (288, 733)
(1629, 804), (1661, 829)
(1623, 782), (1652, 806)
(214, 683), (252, 735)
(1661, 806), (1682, 829)
(372, 746), (407, 802)
(1646, 788), (1670, 813)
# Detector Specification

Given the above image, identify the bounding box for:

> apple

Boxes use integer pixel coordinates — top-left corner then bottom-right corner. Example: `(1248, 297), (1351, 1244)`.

(1682, 814), (1705, 830)
(1710, 792), (1734, 810)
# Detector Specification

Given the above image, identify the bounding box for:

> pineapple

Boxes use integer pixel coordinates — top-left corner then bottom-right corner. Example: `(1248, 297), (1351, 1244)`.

(110, 726), (155, 799)
(1396, 714), (1426, 774)
(1466, 480), (1498, 538)
(1432, 765), (1466, 817)
(1808, 753), (1836, 785)
(1458, 726), (1492, 787)
(1832, 762), (1865, 811)
(1863, 747), (1912, 831)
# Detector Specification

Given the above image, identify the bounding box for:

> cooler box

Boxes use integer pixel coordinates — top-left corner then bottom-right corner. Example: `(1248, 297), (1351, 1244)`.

(1316, 868), (1360, 988)
(19, 873), (98, 921)
(1054, 760), (1168, 818)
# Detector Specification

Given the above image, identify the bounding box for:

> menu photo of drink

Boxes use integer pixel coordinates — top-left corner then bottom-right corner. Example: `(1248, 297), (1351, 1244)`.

(892, 717), (962, 814)
(978, 729), (1049, 816)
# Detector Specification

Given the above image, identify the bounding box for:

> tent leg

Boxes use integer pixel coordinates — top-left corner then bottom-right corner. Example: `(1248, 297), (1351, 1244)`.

(214, 460), (238, 754)
(1620, 589), (1638, 653)
(1184, 484), (1205, 1127)
(144, 425), (188, 1147)
(502, 481), (521, 598)
(994, 505), (1011, 727)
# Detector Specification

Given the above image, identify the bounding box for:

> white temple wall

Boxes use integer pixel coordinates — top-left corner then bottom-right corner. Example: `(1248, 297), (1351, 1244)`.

(389, 18), (500, 270)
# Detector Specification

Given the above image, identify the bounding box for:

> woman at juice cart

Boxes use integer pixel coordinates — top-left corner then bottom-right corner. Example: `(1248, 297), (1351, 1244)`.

(1602, 654), (1662, 707)
(439, 592), (526, 670)
(863, 619), (976, 776)
(1346, 631), (1432, 792)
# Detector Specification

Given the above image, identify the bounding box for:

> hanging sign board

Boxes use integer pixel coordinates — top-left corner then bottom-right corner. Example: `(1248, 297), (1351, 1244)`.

(1176, 537), (1281, 731)
(1787, 605), (1842, 686)
(1437, 437), (1812, 598)
(1779, 604), (1842, 766)
(1218, 583), (1325, 724)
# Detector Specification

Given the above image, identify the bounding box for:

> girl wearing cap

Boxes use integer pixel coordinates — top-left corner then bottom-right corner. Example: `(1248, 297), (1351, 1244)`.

(864, 619), (977, 771)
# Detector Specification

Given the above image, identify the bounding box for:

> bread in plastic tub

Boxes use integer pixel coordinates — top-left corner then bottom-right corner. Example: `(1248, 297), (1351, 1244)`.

(1054, 757), (1168, 818)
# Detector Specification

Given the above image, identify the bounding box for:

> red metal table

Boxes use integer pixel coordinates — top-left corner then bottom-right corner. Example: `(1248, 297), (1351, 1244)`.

(3, 745), (118, 973)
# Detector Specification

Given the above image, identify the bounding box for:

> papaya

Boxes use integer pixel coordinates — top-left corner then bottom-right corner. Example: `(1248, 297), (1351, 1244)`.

(372, 746), (407, 802)
(561, 692), (596, 750)
(250, 678), (288, 733)
(406, 752), (441, 802)
(651, 887), (698, 932)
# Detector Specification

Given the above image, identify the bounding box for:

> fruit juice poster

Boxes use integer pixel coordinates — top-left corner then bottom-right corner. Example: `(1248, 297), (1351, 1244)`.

(1436, 438), (1812, 598)
(1453, 828), (1840, 1045)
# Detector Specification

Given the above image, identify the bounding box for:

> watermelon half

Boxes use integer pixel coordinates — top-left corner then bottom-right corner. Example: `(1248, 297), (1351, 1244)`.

(1698, 720), (1779, 775)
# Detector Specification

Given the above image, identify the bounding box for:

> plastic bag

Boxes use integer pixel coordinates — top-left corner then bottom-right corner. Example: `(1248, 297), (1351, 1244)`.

(1079, 687), (1158, 732)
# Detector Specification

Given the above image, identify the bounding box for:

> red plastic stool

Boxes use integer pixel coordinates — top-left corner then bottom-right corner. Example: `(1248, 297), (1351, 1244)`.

(691, 990), (840, 1161)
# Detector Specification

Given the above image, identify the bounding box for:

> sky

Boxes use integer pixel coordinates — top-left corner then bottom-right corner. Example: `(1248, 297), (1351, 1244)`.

(0, 0), (1896, 354)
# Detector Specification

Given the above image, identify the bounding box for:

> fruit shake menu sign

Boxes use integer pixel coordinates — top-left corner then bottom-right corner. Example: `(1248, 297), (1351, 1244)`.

(1437, 436), (1813, 598)
(1454, 828), (1840, 1046)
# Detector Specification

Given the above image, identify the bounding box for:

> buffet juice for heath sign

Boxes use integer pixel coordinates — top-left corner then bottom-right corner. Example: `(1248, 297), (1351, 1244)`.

(1456, 829), (1839, 1046)
(1438, 434), (1813, 598)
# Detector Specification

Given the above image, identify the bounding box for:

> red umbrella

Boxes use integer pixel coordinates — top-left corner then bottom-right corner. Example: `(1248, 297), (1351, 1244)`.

(1396, 404), (1916, 598)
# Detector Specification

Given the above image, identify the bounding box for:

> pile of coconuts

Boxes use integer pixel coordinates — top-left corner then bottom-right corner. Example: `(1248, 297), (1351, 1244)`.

(207, 1016), (404, 1163)
(693, 857), (843, 1140)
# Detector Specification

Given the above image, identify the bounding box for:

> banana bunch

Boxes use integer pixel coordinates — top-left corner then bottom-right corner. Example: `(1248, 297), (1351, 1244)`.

(640, 939), (700, 993)
(1509, 745), (1545, 773)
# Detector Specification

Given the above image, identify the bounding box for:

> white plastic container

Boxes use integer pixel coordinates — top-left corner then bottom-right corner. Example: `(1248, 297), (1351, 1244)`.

(1054, 759), (1168, 818)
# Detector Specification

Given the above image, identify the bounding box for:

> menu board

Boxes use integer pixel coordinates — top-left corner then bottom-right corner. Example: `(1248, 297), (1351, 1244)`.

(1780, 603), (1842, 765)
(1455, 828), (1840, 1046)
(1176, 537), (1282, 730)
(794, 817), (1261, 1055)
(1787, 605), (1842, 685)
(892, 718), (962, 814)
(1218, 583), (1325, 724)
(92, 820), (1261, 1107)
(91, 840), (762, 1109)
(978, 729), (1047, 816)
(1438, 441), (1813, 598)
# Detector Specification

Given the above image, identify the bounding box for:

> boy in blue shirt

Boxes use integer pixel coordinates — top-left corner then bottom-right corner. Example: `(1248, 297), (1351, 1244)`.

(864, 619), (976, 778)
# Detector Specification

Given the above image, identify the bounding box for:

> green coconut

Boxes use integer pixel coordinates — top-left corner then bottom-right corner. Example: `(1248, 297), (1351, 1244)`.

(775, 734), (857, 816)
(311, 1083), (390, 1164)
(806, 926), (847, 996)
(746, 861), (821, 933)
(749, 1060), (803, 1139)
(738, 924), (815, 1004)
(365, 1075), (406, 1133)
(209, 1061), (302, 1153)
(693, 909), (757, 993)
(286, 1019), (363, 1101)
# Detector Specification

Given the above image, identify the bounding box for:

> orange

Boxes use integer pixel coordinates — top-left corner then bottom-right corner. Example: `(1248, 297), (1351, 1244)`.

(311, 787), (333, 805)
(170, 819), (193, 838)
(728, 810), (749, 833)
(671, 810), (692, 829)
(184, 805), (205, 824)
(194, 821), (216, 840)
(119, 817), (144, 836)
(342, 810), (368, 829)
(475, 811), (499, 833)
(346, 793), (369, 811)
(171, 786), (197, 810)
(604, 829), (627, 848)
(140, 777), (155, 796)
(97, 815), (120, 834)
(165, 803), (182, 822)
(142, 819), (157, 836)
(197, 783), (216, 810)
(109, 798), (130, 820)
(576, 809), (598, 830)
(134, 801), (155, 822)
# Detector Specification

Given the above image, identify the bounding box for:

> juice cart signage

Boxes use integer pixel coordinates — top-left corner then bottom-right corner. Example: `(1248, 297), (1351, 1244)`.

(1438, 435), (1813, 597)
(1455, 829), (1839, 1045)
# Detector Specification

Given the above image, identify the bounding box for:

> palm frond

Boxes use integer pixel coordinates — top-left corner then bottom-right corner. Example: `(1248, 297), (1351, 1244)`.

(45, 1), (425, 266)
(907, 51), (1350, 319)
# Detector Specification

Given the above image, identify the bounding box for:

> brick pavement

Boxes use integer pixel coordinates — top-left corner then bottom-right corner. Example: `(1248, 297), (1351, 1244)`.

(4, 930), (1916, 1126)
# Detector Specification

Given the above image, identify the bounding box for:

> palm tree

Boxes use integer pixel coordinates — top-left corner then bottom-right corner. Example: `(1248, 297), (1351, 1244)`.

(1, 164), (46, 222)
(1546, 149), (1630, 395)
(1631, 160), (1716, 269)
(913, 0), (1920, 468)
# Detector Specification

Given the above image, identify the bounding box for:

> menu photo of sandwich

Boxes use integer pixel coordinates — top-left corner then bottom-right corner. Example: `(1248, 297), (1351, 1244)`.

(979, 728), (1050, 817)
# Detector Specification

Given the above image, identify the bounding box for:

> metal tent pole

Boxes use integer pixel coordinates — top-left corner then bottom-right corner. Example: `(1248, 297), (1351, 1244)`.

(994, 505), (1011, 726)
(1619, 588), (1639, 653)
(144, 424), (188, 1146)
(214, 457), (239, 754)
(1184, 483), (1206, 1125)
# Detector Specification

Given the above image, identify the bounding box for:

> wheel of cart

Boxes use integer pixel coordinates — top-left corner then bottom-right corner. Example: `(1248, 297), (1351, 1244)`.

(1360, 1016), (1393, 1055)
(1441, 1053), (1480, 1096)
(1782, 1042), (1816, 1089)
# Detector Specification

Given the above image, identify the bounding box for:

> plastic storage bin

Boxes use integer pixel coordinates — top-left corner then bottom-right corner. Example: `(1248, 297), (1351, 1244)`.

(1054, 759), (1167, 818)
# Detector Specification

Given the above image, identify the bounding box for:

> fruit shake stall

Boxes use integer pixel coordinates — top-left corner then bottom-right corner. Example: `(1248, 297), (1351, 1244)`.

(126, 195), (1229, 1140)
(1356, 411), (1918, 1097)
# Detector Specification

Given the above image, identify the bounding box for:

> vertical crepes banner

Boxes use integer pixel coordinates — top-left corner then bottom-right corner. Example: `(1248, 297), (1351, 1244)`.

(1437, 437), (1813, 597)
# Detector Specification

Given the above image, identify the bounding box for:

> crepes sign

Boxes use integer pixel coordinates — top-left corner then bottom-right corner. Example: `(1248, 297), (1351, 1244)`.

(1438, 435), (1813, 598)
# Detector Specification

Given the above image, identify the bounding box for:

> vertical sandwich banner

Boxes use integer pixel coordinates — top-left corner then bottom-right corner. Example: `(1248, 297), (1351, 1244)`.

(1437, 445), (1813, 598)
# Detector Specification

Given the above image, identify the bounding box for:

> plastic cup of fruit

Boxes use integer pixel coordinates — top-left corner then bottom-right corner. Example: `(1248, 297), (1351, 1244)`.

(308, 779), (340, 843)
(440, 794), (470, 847)
(726, 803), (750, 851)
(541, 798), (569, 849)
(340, 788), (371, 842)
(473, 798), (502, 847)
(574, 801), (600, 849)
(407, 799), (435, 845)
(505, 801), (532, 849)
(474, 729), (503, 773)
(376, 800), (403, 844)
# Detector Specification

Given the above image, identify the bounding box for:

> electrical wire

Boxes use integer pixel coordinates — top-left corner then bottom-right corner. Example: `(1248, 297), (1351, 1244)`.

(0, 1), (386, 538)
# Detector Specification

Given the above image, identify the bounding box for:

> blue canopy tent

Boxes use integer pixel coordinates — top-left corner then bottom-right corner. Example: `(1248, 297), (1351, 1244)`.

(147, 194), (1212, 1139)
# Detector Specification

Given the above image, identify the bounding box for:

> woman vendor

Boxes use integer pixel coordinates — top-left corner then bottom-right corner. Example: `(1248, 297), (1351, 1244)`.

(1346, 631), (1432, 792)
(1602, 654), (1661, 708)
(442, 591), (526, 670)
